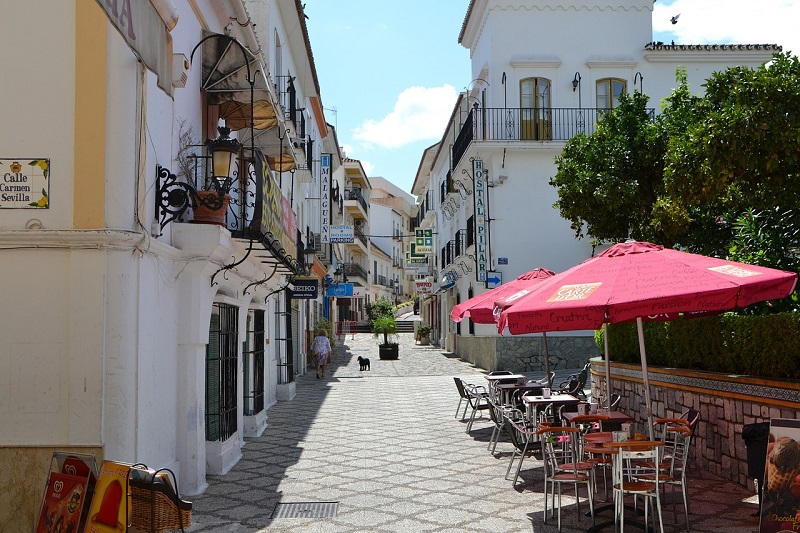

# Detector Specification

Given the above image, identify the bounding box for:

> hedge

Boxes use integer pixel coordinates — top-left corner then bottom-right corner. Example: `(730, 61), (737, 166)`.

(598, 313), (800, 379)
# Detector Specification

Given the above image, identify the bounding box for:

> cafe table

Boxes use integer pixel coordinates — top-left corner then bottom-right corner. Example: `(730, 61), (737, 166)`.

(521, 392), (581, 424)
(495, 382), (544, 406)
(563, 409), (634, 428)
(483, 373), (528, 400)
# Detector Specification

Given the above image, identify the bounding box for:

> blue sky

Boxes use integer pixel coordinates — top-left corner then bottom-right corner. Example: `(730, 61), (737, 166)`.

(305, 0), (800, 195)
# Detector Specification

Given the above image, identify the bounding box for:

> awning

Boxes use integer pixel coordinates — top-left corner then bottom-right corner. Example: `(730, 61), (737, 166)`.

(267, 153), (297, 172)
(220, 100), (278, 131)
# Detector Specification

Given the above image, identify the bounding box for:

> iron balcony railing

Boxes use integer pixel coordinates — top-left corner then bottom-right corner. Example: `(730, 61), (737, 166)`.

(354, 225), (368, 247)
(455, 229), (468, 257)
(343, 262), (368, 282)
(344, 187), (369, 213)
(452, 106), (655, 169)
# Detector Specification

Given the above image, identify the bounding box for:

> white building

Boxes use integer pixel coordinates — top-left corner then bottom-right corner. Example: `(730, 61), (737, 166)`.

(369, 176), (417, 305)
(415, 0), (778, 371)
(0, 0), (340, 528)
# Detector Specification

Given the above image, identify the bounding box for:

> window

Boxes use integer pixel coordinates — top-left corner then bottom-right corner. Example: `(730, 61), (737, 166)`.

(520, 77), (552, 140)
(206, 303), (239, 442)
(243, 309), (265, 416)
(596, 78), (626, 110)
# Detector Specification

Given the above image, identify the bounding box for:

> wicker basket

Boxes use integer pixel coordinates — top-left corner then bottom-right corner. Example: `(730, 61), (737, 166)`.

(129, 468), (192, 532)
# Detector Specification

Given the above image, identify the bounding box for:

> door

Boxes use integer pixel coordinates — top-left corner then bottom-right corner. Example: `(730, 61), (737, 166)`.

(520, 78), (552, 140)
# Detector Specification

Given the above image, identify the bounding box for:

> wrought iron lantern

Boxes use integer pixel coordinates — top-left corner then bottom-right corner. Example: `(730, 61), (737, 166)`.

(207, 125), (242, 193)
(155, 126), (243, 233)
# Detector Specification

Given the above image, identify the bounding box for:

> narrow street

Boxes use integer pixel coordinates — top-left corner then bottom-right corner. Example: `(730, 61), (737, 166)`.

(188, 332), (761, 532)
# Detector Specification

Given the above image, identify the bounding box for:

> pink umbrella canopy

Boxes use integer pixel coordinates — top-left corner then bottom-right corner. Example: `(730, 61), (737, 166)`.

(450, 268), (556, 378)
(498, 241), (797, 335)
(450, 268), (555, 324)
(496, 241), (797, 437)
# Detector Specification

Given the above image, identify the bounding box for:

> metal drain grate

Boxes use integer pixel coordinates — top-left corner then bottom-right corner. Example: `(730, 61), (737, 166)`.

(271, 501), (339, 519)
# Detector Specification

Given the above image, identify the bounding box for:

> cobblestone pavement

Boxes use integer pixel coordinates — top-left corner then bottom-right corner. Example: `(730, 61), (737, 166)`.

(187, 331), (761, 532)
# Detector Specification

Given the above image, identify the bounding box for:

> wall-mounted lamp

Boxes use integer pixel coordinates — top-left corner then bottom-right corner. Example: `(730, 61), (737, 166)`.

(572, 72), (581, 91)
(155, 125), (243, 234)
(634, 71), (644, 94)
(303, 241), (316, 273)
(572, 72), (582, 109)
(206, 125), (242, 192)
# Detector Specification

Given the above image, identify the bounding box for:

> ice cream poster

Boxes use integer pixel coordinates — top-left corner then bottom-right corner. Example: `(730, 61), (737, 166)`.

(35, 472), (86, 533)
(85, 461), (131, 533)
(760, 418), (800, 533)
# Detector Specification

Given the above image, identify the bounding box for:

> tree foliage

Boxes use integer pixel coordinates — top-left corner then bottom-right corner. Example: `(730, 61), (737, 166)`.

(657, 53), (800, 236)
(550, 91), (667, 243)
(549, 55), (800, 314)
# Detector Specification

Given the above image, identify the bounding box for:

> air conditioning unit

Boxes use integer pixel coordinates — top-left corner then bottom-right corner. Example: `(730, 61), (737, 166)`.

(172, 54), (189, 89)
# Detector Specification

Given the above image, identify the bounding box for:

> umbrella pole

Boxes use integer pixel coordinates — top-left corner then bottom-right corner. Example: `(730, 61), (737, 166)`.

(604, 324), (612, 410)
(542, 332), (551, 380)
(636, 317), (655, 441)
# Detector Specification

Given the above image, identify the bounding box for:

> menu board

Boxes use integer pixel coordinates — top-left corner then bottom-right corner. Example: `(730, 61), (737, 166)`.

(760, 418), (800, 533)
(36, 472), (87, 533)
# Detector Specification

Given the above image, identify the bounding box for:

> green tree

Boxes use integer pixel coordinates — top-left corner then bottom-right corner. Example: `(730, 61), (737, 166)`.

(658, 52), (800, 235)
(550, 91), (668, 244)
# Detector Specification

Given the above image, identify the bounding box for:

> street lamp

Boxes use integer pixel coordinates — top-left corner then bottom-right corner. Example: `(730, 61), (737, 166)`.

(634, 71), (644, 94)
(303, 241), (316, 274)
(206, 125), (242, 193)
(155, 125), (243, 233)
(572, 72), (582, 109)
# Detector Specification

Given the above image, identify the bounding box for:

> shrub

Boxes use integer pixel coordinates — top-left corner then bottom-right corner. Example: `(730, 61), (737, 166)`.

(417, 324), (431, 337)
(373, 316), (398, 345)
(598, 313), (800, 379)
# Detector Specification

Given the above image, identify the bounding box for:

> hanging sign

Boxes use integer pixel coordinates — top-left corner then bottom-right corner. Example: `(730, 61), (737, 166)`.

(326, 283), (354, 297)
(473, 159), (488, 282)
(0, 159), (49, 208)
(320, 153), (331, 243)
(330, 225), (354, 243)
(290, 278), (318, 299)
(414, 228), (434, 254)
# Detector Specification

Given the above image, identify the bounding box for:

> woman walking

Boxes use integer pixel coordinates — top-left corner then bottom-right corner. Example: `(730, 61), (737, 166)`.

(310, 329), (332, 379)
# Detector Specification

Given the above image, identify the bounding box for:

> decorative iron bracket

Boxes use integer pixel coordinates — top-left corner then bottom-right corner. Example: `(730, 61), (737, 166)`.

(155, 165), (228, 236)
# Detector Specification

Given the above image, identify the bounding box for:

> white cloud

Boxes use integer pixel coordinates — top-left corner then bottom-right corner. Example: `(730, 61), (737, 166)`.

(653, 0), (800, 55)
(352, 84), (458, 149)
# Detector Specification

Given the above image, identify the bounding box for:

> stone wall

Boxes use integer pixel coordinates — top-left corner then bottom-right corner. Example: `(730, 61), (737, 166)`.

(590, 359), (800, 489)
(455, 335), (600, 372)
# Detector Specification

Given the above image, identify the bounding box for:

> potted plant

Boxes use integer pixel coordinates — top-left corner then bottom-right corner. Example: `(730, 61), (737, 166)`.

(416, 324), (431, 345)
(373, 316), (399, 360)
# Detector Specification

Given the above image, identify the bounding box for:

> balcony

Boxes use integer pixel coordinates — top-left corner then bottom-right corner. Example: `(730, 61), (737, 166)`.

(343, 262), (368, 284)
(344, 187), (369, 218)
(452, 106), (655, 170)
(354, 225), (368, 247)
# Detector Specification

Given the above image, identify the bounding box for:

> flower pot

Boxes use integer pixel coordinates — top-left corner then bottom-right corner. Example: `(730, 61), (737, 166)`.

(419, 336), (430, 346)
(191, 191), (230, 226)
(378, 344), (399, 360)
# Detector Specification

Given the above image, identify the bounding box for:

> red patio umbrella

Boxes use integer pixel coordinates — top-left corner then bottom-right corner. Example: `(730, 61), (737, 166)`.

(450, 268), (555, 323)
(496, 241), (798, 437)
(450, 268), (556, 378)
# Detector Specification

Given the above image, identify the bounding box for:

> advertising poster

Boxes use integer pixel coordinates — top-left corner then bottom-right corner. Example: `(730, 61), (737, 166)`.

(85, 461), (132, 533)
(36, 472), (86, 533)
(760, 418), (800, 533)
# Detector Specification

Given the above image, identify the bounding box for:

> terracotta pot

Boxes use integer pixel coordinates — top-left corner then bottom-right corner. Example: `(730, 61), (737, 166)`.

(191, 191), (230, 226)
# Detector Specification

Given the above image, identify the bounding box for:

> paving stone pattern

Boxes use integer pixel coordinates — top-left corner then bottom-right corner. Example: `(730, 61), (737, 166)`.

(187, 332), (761, 532)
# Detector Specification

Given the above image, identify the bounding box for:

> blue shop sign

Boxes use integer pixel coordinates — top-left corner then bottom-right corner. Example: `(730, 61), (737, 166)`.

(326, 283), (354, 297)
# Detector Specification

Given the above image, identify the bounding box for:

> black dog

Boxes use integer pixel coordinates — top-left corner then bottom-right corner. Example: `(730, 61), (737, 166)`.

(357, 356), (370, 371)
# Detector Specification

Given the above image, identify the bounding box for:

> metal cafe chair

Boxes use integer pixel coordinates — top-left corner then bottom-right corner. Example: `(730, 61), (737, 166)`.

(536, 426), (595, 532)
(612, 442), (665, 533)
(504, 408), (541, 487)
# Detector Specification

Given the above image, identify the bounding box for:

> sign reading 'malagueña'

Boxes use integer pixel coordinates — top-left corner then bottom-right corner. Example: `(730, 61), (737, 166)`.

(320, 153), (331, 243)
(0, 159), (49, 208)
(473, 159), (488, 282)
